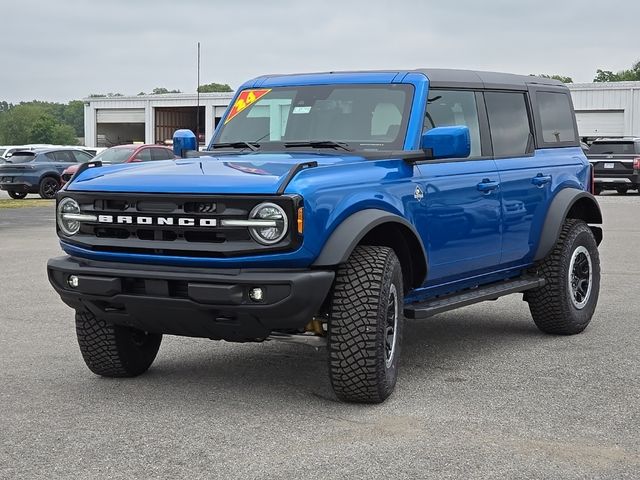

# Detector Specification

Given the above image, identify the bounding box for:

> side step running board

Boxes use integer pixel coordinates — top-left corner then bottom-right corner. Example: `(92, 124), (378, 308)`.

(404, 277), (545, 320)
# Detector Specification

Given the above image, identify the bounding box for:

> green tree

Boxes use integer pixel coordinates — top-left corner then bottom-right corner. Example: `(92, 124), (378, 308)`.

(51, 124), (78, 145)
(152, 87), (181, 94)
(0, 102), (79, 145)
(63, 100), (85, 136)
(29, 114), (56, 143)
(532, 74), (573, 83)
(594, 60), (640, 82)
(198, 82), (233, 93)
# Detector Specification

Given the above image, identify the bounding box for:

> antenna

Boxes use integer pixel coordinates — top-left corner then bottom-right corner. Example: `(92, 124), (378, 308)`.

(196, 41), (201, 148)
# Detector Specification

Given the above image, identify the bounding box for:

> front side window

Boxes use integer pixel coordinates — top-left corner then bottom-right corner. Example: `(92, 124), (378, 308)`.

(151, 148), (173, 160)
(53, 151), (75, 162)
(71, 150), (93, 163)
(485, 92), (532, 157)
(424, 90), (482, 157)
(215, 84), (414, 151)
(536, 92), (577, 144)
(135, 148), (152, 161)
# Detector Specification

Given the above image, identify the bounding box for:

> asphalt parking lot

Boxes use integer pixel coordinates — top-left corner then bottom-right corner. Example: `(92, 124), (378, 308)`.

(1, 194), (639, 479)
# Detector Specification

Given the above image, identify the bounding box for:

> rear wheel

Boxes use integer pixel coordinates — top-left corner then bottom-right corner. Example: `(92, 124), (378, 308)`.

(75, 310), (162, 377)
(526, 219), (600, 335)
(328, 245), (404, 403)
(7, 191), (27, 199)
(616, 186), (628, 195)
(39, 177), (60, 199)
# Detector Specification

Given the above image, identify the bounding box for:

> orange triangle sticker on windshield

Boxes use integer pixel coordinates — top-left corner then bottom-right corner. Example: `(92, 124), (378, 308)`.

(224, 89), (272, 124)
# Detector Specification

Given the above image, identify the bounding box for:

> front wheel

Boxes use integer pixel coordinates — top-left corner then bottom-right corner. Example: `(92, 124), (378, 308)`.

(7, 191), (27, 199)
(328, 245), (404, 403)
(616, 186), (628, 195)
(526, 219), (600, 335)
(75, 311), (162, 377)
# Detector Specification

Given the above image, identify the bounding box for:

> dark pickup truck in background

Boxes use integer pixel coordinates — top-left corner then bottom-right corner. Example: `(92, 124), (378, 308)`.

(587, 138), (640, 195)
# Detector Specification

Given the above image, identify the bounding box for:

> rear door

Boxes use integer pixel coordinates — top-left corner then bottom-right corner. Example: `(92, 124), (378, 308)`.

(415, 89), (502, 284)
(49, 150), (77, 173)
(493, 89), (583, 266)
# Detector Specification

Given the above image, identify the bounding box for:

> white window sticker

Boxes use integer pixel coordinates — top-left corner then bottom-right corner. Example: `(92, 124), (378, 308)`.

(292, 106), (312, 114)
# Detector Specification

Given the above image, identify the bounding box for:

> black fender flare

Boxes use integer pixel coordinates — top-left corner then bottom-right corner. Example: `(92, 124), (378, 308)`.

(312, 209), (428, 282)
(534, 188), (603, 261)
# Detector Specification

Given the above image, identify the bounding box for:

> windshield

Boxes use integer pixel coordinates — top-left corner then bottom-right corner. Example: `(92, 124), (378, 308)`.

(214, 84), (414, 151)
(6, 152), (36, 163)
(589, 142), (639, 155)
(94, 147), (136, 164)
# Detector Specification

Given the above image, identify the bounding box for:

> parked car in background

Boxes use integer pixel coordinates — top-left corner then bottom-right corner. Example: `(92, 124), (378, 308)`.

(0, 148), (94, 199)
(60, 144), (177, 186)
(587, 137), (640, 194)
(0, 145), (36, 161)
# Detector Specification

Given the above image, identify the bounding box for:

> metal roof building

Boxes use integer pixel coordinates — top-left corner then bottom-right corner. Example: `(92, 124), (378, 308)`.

(568, 81), (640, 138)
(83, 92), (234, 148)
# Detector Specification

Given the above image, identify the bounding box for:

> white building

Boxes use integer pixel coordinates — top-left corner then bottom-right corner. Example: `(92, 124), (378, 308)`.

(568, 81), (640, 139)
(83, 92), (234, 148)
(83, 82), (640, 147)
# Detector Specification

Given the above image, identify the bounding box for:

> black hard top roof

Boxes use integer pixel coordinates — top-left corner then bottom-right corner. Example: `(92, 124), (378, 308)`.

(416, 68), (565, 90)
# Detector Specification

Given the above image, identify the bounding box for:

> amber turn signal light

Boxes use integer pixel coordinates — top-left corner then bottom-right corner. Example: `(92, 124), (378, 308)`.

(297, 207), (304, 234)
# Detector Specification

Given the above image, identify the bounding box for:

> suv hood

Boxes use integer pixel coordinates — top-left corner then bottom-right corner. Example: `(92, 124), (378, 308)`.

(67, 152), (364, 194)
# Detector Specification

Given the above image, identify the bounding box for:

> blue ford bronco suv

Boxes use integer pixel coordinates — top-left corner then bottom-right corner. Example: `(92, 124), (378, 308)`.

(48, 69), (603, 403)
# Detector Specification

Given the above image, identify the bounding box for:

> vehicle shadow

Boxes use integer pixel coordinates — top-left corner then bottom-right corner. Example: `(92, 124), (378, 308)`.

(74, 305), (547, 407)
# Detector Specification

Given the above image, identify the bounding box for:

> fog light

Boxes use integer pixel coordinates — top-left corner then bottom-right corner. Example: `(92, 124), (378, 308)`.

(249, 287), (264, 302)
(68, 275), (79, 288)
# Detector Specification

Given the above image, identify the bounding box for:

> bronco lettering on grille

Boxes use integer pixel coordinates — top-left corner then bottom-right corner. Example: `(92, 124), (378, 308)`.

(97, 215), (217, 227)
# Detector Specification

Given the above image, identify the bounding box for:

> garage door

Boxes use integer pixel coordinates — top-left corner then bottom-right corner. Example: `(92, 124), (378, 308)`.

(575, 110), (625, 137)
(96, 108), (145, 123)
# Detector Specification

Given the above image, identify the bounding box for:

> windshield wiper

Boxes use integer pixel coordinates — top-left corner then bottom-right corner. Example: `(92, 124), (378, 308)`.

(210, 142), (259, 152)
(284, 140), (353, 152)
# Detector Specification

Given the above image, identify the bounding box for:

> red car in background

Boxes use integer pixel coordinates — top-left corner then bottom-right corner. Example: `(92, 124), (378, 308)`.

(61, 144), (177, 186)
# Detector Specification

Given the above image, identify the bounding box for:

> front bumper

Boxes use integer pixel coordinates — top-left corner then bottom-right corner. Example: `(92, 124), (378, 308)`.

(48, 255), (335, 341)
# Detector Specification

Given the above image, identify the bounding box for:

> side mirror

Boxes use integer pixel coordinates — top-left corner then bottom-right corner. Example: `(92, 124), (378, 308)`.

(420, 126), (470, 160)
(172, 129), (197, 158)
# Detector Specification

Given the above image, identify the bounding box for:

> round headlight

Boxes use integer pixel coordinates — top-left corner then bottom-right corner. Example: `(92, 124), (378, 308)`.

(249, 202), (288, 245)
(57, 197), (81, 236)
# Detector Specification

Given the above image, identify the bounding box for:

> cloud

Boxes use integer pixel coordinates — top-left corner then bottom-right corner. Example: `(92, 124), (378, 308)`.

(1, 0), (638, 102)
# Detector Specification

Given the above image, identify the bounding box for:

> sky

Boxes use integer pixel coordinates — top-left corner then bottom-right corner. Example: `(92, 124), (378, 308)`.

(1, 0), (639, 104)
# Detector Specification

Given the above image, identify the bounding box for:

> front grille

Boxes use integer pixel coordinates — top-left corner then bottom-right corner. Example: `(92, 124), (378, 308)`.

(61, 192), (300, 257)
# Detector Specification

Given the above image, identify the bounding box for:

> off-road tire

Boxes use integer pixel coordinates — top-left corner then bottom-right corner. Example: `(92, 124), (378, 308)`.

(7, 191), (27, 199)
(39, 176), (59, 199)
(328, 245), (404, 403)
(526, 219), (600, 335)
(75, 310), (162, 377)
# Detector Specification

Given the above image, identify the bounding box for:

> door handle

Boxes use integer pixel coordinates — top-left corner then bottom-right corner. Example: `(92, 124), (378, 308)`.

(477, 180), (499, 193)
(532, 174), (552, 187)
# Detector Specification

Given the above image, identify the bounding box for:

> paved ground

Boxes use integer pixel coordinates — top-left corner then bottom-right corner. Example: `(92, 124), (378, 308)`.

(1, 195), (639, 479)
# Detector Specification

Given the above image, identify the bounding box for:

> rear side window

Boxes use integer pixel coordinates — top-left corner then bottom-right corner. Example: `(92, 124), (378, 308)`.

(588, 142), (637, 155)
(536, 92), (577, 144)
(485, 92), (532, 157)
(424, 90), (481, 157)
